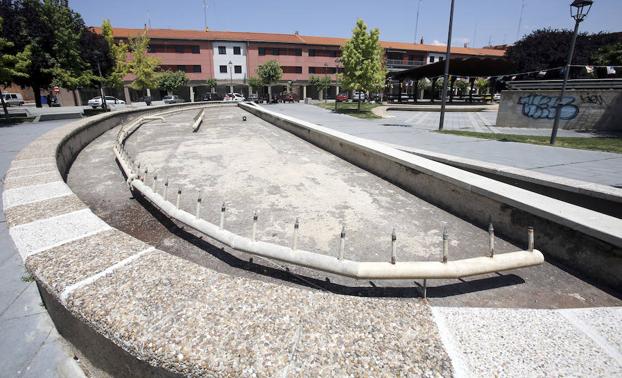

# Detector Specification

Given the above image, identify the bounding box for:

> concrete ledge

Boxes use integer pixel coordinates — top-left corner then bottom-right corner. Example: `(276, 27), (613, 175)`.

(385, 143), (622, 218)
(240, 102), (622, 290)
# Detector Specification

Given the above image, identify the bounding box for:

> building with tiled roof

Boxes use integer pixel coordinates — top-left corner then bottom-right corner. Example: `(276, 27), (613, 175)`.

(96, 27), (506, 101)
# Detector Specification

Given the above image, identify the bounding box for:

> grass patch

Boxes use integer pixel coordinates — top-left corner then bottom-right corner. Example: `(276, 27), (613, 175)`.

(316, 102), (381, 119)
(438, 130), (622, 154)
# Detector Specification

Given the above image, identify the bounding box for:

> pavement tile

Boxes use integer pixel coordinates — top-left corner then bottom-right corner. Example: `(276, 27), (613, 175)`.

(4, 194), (86, 228)
(2, 181), (72, 209)
(432, 306), (622, 377)
(0, 313), (55, 377)
(26, 228), (149, 295)
(9, 208), (110, 260)
(3, 171), (63, 190)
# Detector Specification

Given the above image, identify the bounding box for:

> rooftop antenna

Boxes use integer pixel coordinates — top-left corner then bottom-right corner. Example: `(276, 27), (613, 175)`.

(203, 0), (208, 31)
(147, 10), (151, 29)
(472, 23), (477, 48)
(414, 0), (422, 44)
(516, 0), (525, 41)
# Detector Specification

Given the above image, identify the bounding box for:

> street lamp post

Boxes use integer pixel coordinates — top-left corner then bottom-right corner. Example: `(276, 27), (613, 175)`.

(228, 61), (233, 94)
(438, 0), (456, 131)
(550, 0), (593, 144)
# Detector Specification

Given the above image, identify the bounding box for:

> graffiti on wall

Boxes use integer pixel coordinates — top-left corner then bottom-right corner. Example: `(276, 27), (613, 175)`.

(518, 94), (579, 120)
(580, 93), (606, 106)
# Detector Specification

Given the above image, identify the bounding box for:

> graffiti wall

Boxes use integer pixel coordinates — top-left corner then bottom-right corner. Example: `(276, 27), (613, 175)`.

(496, 90), (622, 131)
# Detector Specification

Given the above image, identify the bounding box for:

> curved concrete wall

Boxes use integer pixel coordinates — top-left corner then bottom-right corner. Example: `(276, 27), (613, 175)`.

(4, 102), (455, 376)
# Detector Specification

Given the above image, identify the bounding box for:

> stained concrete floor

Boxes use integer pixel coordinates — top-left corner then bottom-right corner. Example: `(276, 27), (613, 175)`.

(67, 106), (622, 309)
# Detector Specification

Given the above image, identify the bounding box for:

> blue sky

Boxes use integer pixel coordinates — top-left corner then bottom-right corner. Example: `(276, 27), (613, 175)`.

(73, 0), (621, 47)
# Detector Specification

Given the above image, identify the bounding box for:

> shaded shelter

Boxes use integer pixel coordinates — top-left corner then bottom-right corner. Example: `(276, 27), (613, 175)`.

(388, 57), (516, 103)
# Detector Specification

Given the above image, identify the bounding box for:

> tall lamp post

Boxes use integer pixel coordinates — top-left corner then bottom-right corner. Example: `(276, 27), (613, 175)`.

(228, 60), (233, 94)
(550, 0), (593, 144)
(324, 63), (329, 103)
(438, 0), (456, 131)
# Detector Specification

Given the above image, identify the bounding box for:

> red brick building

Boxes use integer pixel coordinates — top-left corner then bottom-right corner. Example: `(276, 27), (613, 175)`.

(101, 27), (505, 101)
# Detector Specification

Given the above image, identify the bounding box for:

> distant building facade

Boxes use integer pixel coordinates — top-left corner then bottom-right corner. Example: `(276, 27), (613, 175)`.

(99, 27), (505, 101)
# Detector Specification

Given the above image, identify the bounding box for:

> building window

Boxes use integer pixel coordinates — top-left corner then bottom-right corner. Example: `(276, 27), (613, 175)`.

(234, 65), (242, 74)
(308, 49), (339, 57)
(282, 66), (303, 74)
(148, 44), (201, 54)
(429, 56), (435, 63)
(219, 65), (227, 73)
(218, 46), (226, 55)
(233, 46), (241, 55)
(271, 48), (280, 56)
(258, 47), (266, 56)
(159, 65), (202, 73)
(309, 66), (337, 74)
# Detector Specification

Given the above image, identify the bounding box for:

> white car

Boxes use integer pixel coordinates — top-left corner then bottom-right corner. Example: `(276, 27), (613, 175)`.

(2, 92), (24, 106)
(493, 93), (501, 102)
(87, 96), (125, 108)
(224, 93), (245, 101)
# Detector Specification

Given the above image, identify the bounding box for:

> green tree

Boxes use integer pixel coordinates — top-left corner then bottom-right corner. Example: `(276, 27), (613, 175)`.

(454, 79), (468, 96)
(157, 70), (188, 95)
(247, 76), (263, 96)
(506, 29), (621, 72)
(102, 19), (128, 89)
(0, 17), (29, 117)
(592, 43), (622, 66)
(128, 30), (160, 95)
(475, 78), (489, 94)
(256, 60), (282, 102)
(309, 75), (331, 101)
(205, 78), (217, 92)
(339, 19), (386, 111)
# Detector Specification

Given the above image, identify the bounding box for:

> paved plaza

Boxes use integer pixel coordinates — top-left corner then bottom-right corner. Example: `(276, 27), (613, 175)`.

(268, 103), (622, 187)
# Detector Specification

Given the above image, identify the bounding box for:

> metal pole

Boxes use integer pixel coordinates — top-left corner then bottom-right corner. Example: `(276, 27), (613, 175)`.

(550, 19), (580, 145)
(97, 61), (107, 111)
(438, 0), (456, 131)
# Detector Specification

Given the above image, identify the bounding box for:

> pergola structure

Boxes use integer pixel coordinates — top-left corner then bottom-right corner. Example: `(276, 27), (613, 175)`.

(387, 57), (516, 103)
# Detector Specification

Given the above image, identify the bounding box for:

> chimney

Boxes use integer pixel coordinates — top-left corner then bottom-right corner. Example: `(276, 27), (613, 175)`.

(464, 42), (468, 48)
(420, 37), (424, 44)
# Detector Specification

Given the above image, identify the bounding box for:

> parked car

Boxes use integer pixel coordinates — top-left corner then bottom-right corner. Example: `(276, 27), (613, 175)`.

(352, 91), (368, 101)
(276, 91), (299, 103)
(87, 96), (125, 108)
(163, 95), (185, 104)
(336, 92), (349, 102)
(201, 93), (223, 101)
(224, 93), (245, 101)
(247, 94), (259, 102)
(493, 93), (501, 102)
(1, 92), (24, 106)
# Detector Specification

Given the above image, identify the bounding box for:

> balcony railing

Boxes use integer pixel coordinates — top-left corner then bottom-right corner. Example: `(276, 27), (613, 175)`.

(386, 59), (426, 67)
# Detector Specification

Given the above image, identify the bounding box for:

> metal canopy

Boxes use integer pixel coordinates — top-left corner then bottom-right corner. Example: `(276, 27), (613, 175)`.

(389, 57), (516, 81)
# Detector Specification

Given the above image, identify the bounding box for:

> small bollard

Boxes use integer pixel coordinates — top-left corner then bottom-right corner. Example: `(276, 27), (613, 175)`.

(164, 178), (169, 201)
(292, 218), (300, 250)
(488, 222), (495, 257)
(220, 202), (226, 229)
(143, 167), (148, 182)
(391, 228), (397, 264)
(338, 225), (346, 260)
(442, 225), (449, 263)
(252, 211), (258, 242)
(242, 116), (247, 121)
(528, 226), (534, 252)
(176, 188), (182, 209)
(195, 191), (202, 219)
(152, 175), (157, 192)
